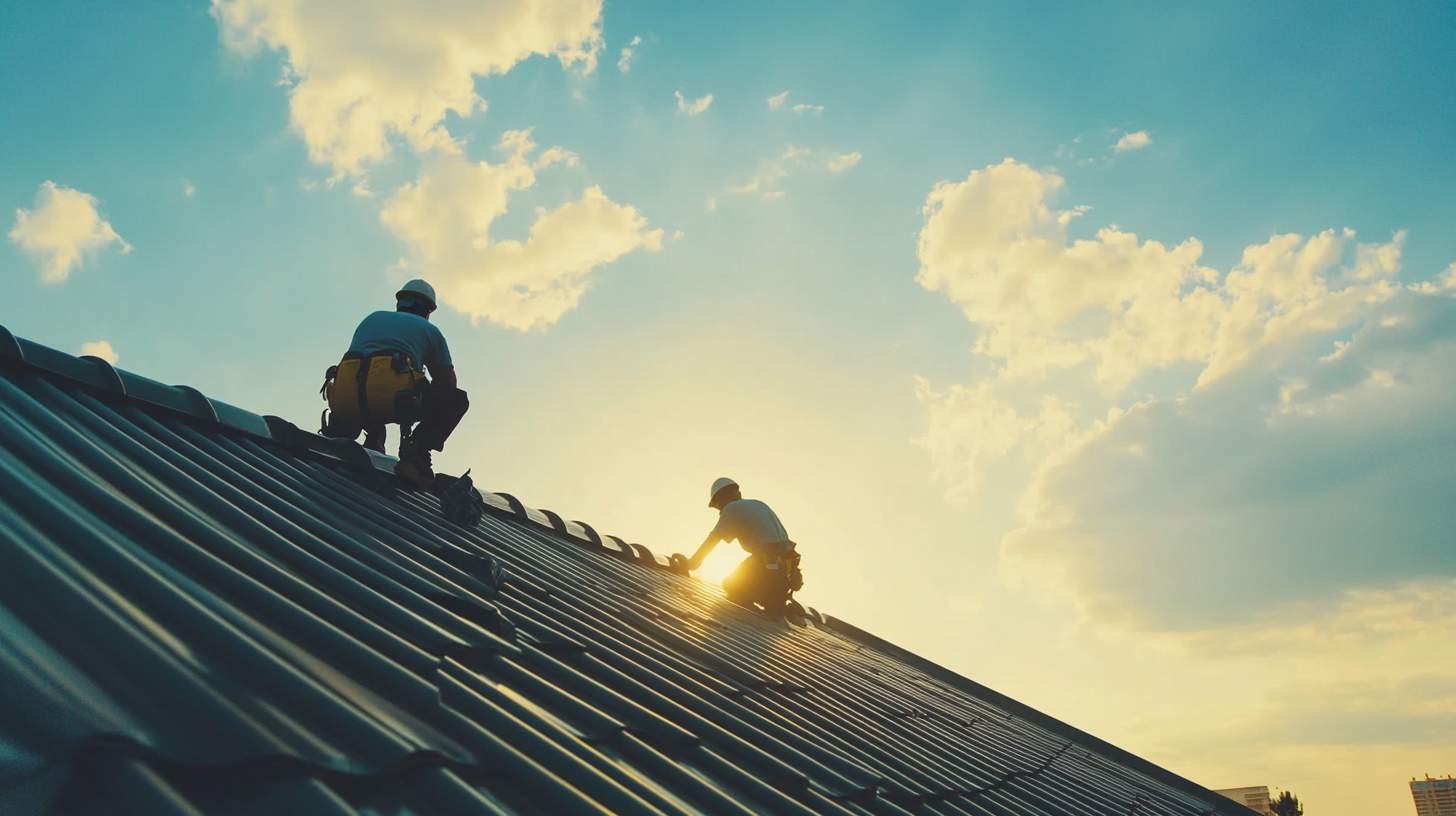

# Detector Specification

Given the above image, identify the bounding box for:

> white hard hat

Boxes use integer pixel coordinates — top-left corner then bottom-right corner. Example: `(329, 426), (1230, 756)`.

(396, 279), (437, 310)
(708, 477), (738, 506)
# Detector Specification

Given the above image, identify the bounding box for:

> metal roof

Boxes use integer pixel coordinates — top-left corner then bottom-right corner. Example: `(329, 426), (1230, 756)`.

(0, 326), (1254, 816)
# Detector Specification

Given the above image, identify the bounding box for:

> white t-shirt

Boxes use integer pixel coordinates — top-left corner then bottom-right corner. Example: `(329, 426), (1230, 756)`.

(708, 499), (790, 552)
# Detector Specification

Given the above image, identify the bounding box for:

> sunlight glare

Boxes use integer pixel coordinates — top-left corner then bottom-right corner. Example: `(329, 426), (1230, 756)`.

(693, 540), (745, 587)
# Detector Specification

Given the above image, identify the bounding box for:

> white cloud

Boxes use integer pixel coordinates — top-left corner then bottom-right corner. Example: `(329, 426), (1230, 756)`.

(911, 162), (1456, 809)
(727, 146), (808, 196)
(916, 160), (1402, 392)
(380, 130), (662, 330)
(182, 179), (196, 197)
(913, 378), (1065, 501)
(9, 182), (131, 283)
(727, 146), (857, 198)
(1002, 290), (1456, 630)
(675, 90), (712, 115)
(211, 0), (604, 177)
(767, 91), (823, 114)
(913, 158), (1456, 636)
(79, 340), (119, 364)
(1115, 131), (1152, 152)
(617, 35), (641, 72)
(216, 0), (655, 331)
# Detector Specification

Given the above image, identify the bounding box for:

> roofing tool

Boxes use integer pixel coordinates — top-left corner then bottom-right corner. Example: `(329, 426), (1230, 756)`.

(437, 467), (484, 527)
(0, 323), (1262, 816)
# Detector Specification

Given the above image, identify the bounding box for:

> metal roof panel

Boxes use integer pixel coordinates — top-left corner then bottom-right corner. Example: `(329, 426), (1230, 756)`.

(0, 328), (1257, 816)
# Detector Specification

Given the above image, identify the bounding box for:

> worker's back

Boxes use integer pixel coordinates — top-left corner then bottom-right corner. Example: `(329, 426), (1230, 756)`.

(713, 498), (790, 551)
(348, 310), (452, 374)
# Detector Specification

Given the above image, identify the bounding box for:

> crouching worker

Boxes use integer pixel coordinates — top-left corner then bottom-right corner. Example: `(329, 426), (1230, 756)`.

(320, 279), (467, 488)
(674, 478), (804, 617)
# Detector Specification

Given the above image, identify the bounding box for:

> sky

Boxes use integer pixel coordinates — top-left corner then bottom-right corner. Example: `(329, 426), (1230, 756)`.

(3, 1), (1456, 813)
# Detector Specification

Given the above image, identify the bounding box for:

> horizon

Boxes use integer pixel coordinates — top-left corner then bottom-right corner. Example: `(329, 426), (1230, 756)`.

(4, 2), (1455, 814)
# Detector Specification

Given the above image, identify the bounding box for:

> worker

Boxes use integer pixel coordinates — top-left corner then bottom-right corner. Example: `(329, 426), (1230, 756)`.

(674, 478), (804, 617)
(320, 279), (468, 488)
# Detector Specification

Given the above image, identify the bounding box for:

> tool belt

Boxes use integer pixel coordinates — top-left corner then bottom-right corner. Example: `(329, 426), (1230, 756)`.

(320, 350), (425, 428)
(754, 541), (803, 593)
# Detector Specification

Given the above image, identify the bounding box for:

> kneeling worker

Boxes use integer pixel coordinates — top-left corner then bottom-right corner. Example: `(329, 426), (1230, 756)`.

(675, 478), (803, 616)
(321, 279), (468, 488)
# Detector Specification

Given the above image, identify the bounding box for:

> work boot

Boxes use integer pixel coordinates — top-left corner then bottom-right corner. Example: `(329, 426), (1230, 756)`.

(362, 431), (386, 454)
(394, 436), (435, 489)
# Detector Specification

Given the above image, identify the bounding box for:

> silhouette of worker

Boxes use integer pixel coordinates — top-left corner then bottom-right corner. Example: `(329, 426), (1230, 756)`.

(320, 279), (467, 488)
(675, 478), (803, 617)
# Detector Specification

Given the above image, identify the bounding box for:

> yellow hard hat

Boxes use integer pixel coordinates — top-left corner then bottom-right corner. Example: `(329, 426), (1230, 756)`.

(709, 477), (738, 506)
(396, 279), (437, 311)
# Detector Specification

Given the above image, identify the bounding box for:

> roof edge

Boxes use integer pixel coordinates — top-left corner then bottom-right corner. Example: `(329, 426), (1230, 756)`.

(819, 613), (1258, 816)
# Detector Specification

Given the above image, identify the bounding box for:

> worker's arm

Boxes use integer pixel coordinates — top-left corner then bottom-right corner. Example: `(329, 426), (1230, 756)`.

(684, 535), (721, 571)
(672, 508), (734, 573)
(431, 365), (458, 390)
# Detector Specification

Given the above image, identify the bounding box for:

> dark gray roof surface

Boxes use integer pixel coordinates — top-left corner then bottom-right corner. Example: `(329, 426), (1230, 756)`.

(0, 326), (1253, 816)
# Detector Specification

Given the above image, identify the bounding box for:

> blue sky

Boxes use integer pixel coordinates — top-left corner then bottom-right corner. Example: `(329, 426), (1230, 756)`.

(4, 2), (1456, 813)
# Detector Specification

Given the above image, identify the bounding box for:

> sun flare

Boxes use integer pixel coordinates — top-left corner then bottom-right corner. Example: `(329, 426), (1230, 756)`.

(693, 540), (745, 587)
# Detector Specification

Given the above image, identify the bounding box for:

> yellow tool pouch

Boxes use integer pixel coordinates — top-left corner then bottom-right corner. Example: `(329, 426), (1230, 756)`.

(321, 351), (423, 427)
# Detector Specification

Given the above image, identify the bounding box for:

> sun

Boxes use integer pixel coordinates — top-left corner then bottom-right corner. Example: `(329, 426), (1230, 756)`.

(693, 540), (745, 587)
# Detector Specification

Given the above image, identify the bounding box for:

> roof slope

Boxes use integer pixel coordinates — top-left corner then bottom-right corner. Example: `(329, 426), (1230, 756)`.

(0, 327), (1252, 816)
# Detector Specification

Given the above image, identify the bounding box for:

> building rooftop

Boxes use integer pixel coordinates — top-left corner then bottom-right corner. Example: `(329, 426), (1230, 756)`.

(0, 325), (1256, 816)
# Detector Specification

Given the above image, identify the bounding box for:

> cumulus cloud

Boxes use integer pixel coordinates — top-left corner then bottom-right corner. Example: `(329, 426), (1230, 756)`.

(216, 0), (654, 331)
(1003, 290), (1456, 630)
(827, 151), (861, 171)
(916, 160), (1403, 391)
(211, 0), (604, 177)
(675, 90), (713, 115)
(617, 35), (641, 72)
(380, 130), (662, 330)
(1115, 131), (1152, 152)
(9, 182), (131, 283)
(767, 91), (823, 114)
(914, 158), (1455, 633)
(79, 340), (119, 364)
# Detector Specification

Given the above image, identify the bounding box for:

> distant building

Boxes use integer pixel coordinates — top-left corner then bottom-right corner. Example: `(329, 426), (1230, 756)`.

(1214, 786), (1272, 815)
(1412, 776), (1456, 816)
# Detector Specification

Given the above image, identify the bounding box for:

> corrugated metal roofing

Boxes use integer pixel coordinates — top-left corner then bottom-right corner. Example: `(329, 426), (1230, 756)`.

(0, 326), (1254, 816)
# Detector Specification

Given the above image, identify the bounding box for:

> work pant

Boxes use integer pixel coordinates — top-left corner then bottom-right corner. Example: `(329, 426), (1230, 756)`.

(324, 384), (469, 452)
(722, 543), (801, 613)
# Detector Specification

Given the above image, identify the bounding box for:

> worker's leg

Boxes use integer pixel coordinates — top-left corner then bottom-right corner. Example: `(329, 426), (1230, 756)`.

(362, 424), (387, 453)
(722, 556), (763, 606)
(395, 386), (466, 488)
(723, 555), (790, 616)
(411, 387), (469, 452)
(756, 558), (791, 617)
